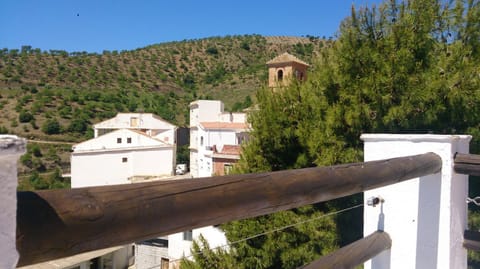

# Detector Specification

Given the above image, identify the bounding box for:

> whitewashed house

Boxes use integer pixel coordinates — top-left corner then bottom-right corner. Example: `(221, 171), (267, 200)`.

(135, 227), (227, 269)
(135, 99), (251, 269)
(93, 113), (176, 142)
(68, 113), (176, 269)
(71, 113), (177, 188)
(189, 100), (249, 178)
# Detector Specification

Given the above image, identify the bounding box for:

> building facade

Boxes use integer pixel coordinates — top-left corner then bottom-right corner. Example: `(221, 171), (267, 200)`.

(69, 113), (177, 269)
(71, 128), (176, 187)
(189, 100), (249, 178)
(71, 113), (177, 188)
(267, 52), (309, 88)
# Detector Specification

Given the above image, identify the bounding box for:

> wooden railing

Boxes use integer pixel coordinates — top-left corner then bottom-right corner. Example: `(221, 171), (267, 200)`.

(301, 231), (392, 269)
(454, 153), (480, 176)
(16, 152), (442, 267)
(454, 153), (480, 252)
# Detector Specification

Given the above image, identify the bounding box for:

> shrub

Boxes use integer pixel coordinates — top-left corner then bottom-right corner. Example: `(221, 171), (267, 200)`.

(206, 46), (218, 55)
(41, 118), (62, 134)
(19, 110), (34, 123)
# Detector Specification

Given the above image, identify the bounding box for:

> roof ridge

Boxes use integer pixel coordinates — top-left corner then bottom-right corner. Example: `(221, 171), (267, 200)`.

(266, 52), (309, 66)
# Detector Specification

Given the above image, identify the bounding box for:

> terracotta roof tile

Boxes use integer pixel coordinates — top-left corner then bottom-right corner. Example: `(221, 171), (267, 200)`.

(266, 52), (309, 66)
(200, 122), (249, 130)
(218, 145), (241, 155)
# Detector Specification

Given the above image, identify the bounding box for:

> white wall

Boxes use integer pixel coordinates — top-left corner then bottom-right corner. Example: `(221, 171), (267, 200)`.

(94, 113), (176, 133)
(168, 227), (227, 261)
(74, 129), (167, 152)
(131, 147), (174, 176)
(190, 100), (224, 125)
(193, 127), (240, 178)
(153, 129), (176, 144)
(190, 128), (198, 150)
(362, 134), (470, 269)
(72, 149), (133, 187)
(0, 135), (25, 269)
(136, 243), (169, 269)
(218, 112), (246, 123)
(206, 130), (238, 150)
(72, 129), (175, 188)
(71, 147), (174, 188)
(189, 150), (198, 178)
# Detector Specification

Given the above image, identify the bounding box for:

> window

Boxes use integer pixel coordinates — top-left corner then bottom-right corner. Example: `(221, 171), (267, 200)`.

(117, 137), (122, 143)
(183, 230), (193, 241)
(200, 136), (204, 146)
(127, 137), (132, 143)
(122, 157), (128, 163)
(130, 117), (139, 127)
(277, 69), (283, 81)
(161, 258), (169, 269)
(224, 164), (233, 175)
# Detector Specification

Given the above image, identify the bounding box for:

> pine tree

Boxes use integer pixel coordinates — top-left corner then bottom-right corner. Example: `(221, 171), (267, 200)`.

(186, 0), (480, 267)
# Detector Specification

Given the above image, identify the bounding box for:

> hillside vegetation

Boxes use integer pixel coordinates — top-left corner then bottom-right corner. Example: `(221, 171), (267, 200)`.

(0, 35), (327, 188)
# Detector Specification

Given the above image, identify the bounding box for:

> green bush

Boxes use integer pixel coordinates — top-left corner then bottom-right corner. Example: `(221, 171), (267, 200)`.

(19, 110), (34, 123)
(41, 118), (62, 134)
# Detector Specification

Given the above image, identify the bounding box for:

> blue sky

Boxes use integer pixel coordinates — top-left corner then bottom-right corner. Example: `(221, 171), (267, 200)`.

(1, 0), (383, 53)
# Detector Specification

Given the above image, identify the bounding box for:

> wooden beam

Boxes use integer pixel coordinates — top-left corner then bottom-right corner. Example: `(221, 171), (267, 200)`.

(300, 231), (392, 269)
(454, 153), (480, 176)
(17, 152), (441, 266)
(464, 230), (480, 251)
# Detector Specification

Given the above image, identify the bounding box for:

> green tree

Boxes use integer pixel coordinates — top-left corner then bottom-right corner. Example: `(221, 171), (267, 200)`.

(180, 235), (236, 269)
(18, 110), (34, 123)
(186, 0), (480, 268)
(41, 118), (62, 134)
(68, 118), (88, 134)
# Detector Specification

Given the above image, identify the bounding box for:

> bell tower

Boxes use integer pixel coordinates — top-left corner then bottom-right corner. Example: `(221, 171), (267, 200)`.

(267, 52), (309, 88)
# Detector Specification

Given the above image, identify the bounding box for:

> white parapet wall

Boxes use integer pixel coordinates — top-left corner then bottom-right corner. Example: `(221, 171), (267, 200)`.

(362, 134), (471, 269)
(0, 135), (26, 269)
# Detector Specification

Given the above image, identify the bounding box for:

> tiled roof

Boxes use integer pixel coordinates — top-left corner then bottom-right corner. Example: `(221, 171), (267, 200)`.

(200, 122), (249, 130)
(266, 52), (309, 66)
(218, 145), (241, 155)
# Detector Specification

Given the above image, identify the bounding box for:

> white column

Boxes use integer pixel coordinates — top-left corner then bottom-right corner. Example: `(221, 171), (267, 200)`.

(0, 135), (26, 269)
(362, 134), (470, 269)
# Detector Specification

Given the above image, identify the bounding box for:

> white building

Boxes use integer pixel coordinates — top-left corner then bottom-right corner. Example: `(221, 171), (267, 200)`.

(137, 99), (251, 269)
(93, 113), (176, 143)
(71, 113), (177, 188)
(68, 113), (177, 269)
(189, 100), (249, 177)
(136, 227), (227, 269)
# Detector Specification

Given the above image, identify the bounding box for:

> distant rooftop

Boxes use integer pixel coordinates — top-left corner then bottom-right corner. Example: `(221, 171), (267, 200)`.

(200, 122), (249, 130)
(216, 145), (241, 156)
(94, 113), (176, 130)
(266, 52), (309, 66)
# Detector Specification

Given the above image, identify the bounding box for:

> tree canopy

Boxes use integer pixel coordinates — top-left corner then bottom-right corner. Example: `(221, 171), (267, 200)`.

(184, 0), (480, 268)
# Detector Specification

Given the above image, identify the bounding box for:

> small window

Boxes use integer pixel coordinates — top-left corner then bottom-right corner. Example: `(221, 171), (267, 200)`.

(224, 164), (234, 175)
(122, 157), (128, 163)
(183, 230), (193, 241)
(127, 137), (132, 143)
(117, 138), (122, 143)
(200, 136), (204, 146)
(277, 69), (283, 81)
(130, 117), (139, 127)
(161, 258), (169, 269)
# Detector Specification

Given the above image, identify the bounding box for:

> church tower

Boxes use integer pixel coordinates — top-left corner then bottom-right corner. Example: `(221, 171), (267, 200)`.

(267, 52), (309, 88)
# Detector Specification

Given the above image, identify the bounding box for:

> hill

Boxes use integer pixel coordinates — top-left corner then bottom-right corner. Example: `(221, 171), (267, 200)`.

(0, 34), (328, 188)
